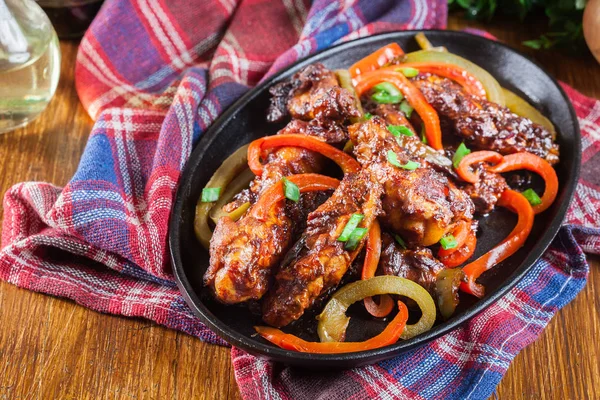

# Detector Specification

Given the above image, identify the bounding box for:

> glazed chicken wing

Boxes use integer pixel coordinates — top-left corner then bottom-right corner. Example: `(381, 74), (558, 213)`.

(206, 64), (359, 304)
(262, 170), (382, 327)
(413, 75), (559, 164)
(267, 63), (361, 123)
(379, 233), (445, 295)
(349, 117), (474, 246)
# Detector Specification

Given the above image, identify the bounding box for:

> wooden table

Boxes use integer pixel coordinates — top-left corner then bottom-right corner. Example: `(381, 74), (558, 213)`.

(1, 16), (599, 400)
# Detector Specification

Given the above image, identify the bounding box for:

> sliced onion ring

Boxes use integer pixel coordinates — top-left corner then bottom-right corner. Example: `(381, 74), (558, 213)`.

(317, 276), (436, 342)
(502, 88), (556, 139)
(194, 144), (250, 249)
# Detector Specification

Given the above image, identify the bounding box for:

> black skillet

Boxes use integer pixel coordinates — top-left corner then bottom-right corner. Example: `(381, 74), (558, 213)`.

(169, 30), (581, 368)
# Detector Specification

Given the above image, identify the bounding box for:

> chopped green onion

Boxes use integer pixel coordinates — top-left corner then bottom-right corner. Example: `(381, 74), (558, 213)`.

(337, 213), (365, 242)
(201, 187), (221, 202)
(344, 227), (368, 251)
(421, 125), (427, 144)
(522, 188), (542, 206)
(452, 143), (471, 168)
(388, 125), (413, 137)
(387, 150), (420, 170)
(394, 234), (407, 249)
(401, 160), (420, 170)
(364, 112), (373, 120)
(371, 82), (403, 104)
(400, 100), (414, 118)
(282, 177), (300, 202)
(399, 67), (419, 78)
(387, 150), (402, 167)
(439, 234), (458, 250)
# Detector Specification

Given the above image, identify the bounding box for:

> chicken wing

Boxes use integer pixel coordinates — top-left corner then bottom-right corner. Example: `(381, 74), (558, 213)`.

(349, 117), (475, 246)
(379, 233), (445, 295)
(206, 64), (359, 304)
(412, 74), (559, 164)
(267, 63), (361, 123)
(262, 170), (382, 327)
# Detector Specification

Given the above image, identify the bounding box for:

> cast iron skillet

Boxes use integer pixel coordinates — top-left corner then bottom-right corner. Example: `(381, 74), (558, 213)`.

(169, 30), (581, 368)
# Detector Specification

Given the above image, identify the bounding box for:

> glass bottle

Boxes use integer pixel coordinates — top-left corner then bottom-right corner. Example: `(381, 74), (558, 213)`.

(0, 0), (61, 134)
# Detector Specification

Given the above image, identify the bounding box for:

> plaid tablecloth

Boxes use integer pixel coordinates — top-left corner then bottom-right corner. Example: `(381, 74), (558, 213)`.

(1, 1), (599, 399)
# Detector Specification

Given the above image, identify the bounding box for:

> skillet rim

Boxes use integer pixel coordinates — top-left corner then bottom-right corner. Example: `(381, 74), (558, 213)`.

(169, 29), (582, 366)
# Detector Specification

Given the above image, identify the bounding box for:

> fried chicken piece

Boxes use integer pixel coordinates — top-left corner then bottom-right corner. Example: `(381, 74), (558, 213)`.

(379, 233), (445, 295)
(205, 204), (293, 304)
(461, 167), (508, 214)
(367, 103), (456, 175)
(367, 103), (415, 132)
(267, 63), (361, 123)
(208, 64), (362, 304)
(412, 75), (559, 164)
(262, 170), (382, 327)
(349, 117), (474, 246)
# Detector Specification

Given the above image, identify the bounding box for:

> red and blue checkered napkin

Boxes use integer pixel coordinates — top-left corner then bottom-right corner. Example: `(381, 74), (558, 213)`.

(1, 1), (599, 398)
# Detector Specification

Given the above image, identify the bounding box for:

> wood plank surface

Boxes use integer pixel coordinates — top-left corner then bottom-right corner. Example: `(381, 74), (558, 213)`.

(1, 16), (599, 400)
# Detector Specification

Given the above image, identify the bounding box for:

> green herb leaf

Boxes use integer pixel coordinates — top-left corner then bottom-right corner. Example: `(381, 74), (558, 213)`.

(388, 125), (414, 137)
(345, 227), (368, 251)
(387, 150), (420, 170)
(337, 213), (365, 242)
(421, 125), (427, 144)
(201, 187), (221, 202)
(399, 67), (420, 78)
(394, 234), (407, 249)
(282, 177), (300, 202)
(364, 112), (373, 120)
(371, 82), (403, 104)
(400, 100), (414, 118)
(522, 188), (542, 206)
(452, 143), (471, 168)
(440, 234), (458, 250)
(400, 160), (420, 170)
(387, 150), (402, 167)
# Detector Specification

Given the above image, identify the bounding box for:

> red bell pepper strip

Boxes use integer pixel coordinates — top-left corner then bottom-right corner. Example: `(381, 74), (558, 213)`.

(349, 43), (405, 79)
(251, 174), (340, 221)
(488, 152), (558, 214)
(438, 230), (477, 268)
(354, 70), (443, 150)
(455, 151), (504, 183)
(247, 134), (361, 176)
(384, 63), (487, 98)
(460, 189), (534, 297)
(254, 301), (408, 353)
(438, 220), (470, 258)
(360, 221), (394, 317)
